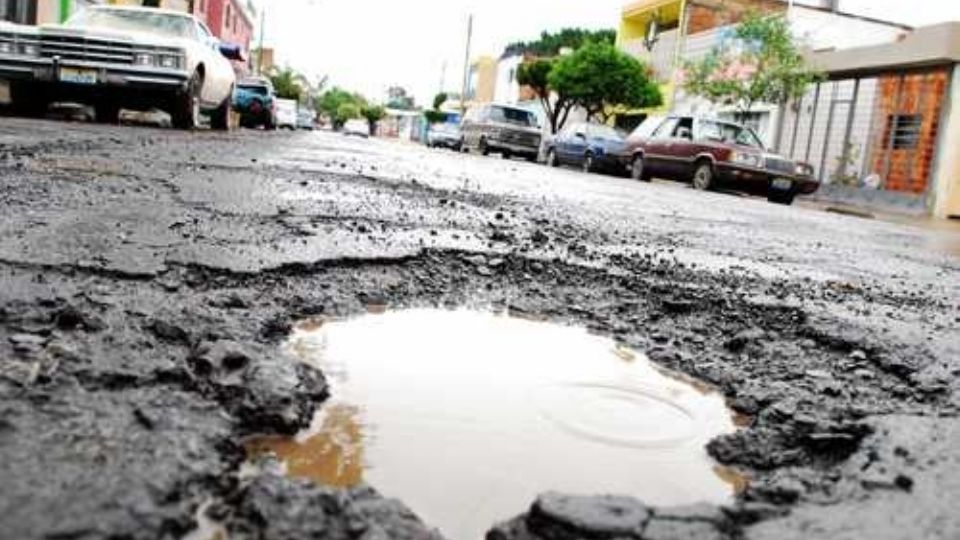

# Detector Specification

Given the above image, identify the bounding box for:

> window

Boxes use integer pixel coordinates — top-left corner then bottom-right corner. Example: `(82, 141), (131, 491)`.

(697, 121), (723, 141)
(199, 0), (206, 12)
(886, 114), (922, 150)
(225, 4), (231, 29)
(652, 118), (678, 138)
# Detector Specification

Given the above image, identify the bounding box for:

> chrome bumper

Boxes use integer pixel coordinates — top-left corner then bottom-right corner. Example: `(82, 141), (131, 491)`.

(0, 54), (189, 89)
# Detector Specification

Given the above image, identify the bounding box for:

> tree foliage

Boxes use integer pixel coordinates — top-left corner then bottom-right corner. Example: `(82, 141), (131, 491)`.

(550, 42), (662, 123)
(317, 87), (366, 129)
(520, 43), (661, 132)
(361, 104), (386, 134)
(423, 109), (447, 125)
(503, 28), (616, 58)
(269, 67), (305, 101)
(432, 92), (448, 111)
(681, 11), (822, 119)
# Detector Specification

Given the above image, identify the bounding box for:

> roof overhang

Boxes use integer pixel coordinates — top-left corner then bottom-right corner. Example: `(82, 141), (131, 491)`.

(809, 22), (960, 79)
(620, 0), (684, 42)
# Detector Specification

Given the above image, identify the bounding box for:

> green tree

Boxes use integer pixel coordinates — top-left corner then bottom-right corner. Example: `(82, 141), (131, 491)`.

(317, 87), (361, 129)
(681, 12), (822, 121)
(549, 42), (662, 123)
(423, 110), (446, 125)
(270, 67), (304, 101)
(361, 104), (386, 135)
(503, 28), (616, 58)
(335, 103), (362, 126)
(518, 58), (573, 134)
(432, 92), (448, 111)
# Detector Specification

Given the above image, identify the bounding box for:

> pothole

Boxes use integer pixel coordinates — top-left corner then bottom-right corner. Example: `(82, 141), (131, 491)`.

(246, 309), (745, 540)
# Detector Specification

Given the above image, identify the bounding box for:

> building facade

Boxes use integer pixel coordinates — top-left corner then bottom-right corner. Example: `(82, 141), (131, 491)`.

(466, 56), (497, 104)
(191, 0), (253, 53)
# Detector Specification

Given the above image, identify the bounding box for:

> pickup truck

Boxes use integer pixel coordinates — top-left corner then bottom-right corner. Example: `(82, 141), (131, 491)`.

(0, 5), (241, 129)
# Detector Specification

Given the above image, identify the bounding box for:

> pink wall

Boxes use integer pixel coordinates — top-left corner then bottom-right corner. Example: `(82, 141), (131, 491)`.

(193, 0), (254, 53)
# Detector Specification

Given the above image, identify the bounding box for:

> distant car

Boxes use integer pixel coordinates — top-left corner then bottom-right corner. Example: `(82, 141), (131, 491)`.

(427, 123), (462, 150)
(274, 99), (298, 130)
(623, 115), (820, 205)
(297, 109), (315, 130)
(0, 5), (240, 129)
(461, 103), (541, 161)
(545, 122), (631, 175)
(234, 77), (276, 129)
(342, 119), (370, 138)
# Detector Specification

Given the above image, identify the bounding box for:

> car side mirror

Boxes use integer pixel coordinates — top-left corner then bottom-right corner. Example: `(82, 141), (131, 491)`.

(574, 132), (586, 139)
(219, 43), (244, 61)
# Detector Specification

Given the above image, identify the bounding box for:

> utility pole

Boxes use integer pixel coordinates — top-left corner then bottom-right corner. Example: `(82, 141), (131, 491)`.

(460, 14), (473, 115)
(256, 6), (266, 75)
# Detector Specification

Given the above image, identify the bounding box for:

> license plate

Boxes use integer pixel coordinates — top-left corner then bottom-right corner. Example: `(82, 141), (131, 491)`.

(59, 67), (98, 85)
(772, 178), (793, 190)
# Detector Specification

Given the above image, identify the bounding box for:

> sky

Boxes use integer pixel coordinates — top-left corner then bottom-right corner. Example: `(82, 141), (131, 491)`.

(256, 0), (960, 107)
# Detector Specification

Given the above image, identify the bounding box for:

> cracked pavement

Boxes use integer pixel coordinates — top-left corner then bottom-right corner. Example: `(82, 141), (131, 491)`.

(0, 118), (958, 539)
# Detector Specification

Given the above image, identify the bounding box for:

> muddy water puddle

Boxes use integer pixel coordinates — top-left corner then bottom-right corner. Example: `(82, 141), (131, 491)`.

(247, 309), (743, 540)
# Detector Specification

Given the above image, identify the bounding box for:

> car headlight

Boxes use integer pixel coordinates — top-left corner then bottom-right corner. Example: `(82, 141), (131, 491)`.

(730, 152), (762, 167)
(794, 163), (813, 176)
(158, 55), (179, 69)
(0, 41), (13, 55)
(134, 53), (155, 66)
(19, 43), (39, 56)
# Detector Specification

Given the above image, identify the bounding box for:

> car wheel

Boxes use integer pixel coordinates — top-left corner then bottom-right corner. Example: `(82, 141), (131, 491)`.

(171, 71), (202, 130)
(630, 155), (646, 181)
(546, 149), (559, 167)
(210, 86), (232, 131)
(582, 153), (595, 174)
(692, 162), (714, 191)
(768, 191), (796, 205)
(10, 82), (48, 118)
(501, 150), (512, 160)
(479, 138), (490, 156)
(94, 103), (120, 124)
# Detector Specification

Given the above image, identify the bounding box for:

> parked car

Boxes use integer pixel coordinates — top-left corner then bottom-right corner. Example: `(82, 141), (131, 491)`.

(274, 98), (298, 130)
(461, 103), (541, 161)
(342, 118), (370, 138)
(234, 77), (276, 129)
(297, 109), (316, 130)
(545, 122), (631, 175)
(624, 115), (820, 205)
(427, 122), (463, 150)
(0, 5), (240, 129)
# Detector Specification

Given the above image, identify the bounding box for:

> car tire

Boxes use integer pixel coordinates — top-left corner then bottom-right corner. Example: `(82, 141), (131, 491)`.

(630, 155), (647, 181)
(546, 149), (559, 167)
(582, 153), (595, 174)
(94, 103), (120, 124)
(10, 82), (47, 118)
(692, 162), (714, 191)
(171, 71), (202, 130)
(210, 87), (232, 131)
(501, 150), (512, 160)
(768, 191), (796, 205)
(479, 138), (490, 156)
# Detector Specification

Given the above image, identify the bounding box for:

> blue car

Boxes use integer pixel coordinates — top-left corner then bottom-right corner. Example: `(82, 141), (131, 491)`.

(233, 77), (277, 130)
(545, 122), (632, 176)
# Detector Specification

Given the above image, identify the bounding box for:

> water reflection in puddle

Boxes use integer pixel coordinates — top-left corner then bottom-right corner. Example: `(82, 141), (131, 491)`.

(247, 309), (743, 540)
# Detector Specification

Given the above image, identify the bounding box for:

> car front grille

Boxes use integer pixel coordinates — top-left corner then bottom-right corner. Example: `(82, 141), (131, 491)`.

(39, 34), (137, 64)
(500, 130), (540, 147)
(765, 156), (795, 175)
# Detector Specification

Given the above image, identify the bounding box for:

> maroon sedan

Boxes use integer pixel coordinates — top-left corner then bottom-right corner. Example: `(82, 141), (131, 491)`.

(624, 115), (819, 205)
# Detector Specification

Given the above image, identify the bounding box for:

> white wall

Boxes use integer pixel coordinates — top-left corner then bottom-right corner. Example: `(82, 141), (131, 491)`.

(495, 55), (522, 104)
(790, 6), (907, 51)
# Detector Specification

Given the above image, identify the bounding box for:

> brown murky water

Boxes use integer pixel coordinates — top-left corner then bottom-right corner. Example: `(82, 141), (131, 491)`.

(247, 309), (743, 540)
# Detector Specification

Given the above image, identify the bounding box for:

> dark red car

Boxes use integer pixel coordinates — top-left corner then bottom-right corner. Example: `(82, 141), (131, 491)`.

(624, 115), (819, 205)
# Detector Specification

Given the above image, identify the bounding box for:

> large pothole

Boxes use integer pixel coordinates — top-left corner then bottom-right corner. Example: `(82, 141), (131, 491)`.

(247, 309), (745, 539)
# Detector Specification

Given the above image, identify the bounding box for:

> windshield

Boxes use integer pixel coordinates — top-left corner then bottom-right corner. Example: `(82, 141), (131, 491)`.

(433, 123), (460, 133)
(489, 106), (536, 127)
(238, 85), (269, 96)
(700, 121), (764, 148)
(65, 8), (195, 39)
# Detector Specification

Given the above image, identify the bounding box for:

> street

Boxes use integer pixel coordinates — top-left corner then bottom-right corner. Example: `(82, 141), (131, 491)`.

(1, 118), (959, 539)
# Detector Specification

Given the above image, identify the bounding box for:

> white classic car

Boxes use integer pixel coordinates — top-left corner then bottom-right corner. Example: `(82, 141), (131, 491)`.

(0, 5), (239, 129)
